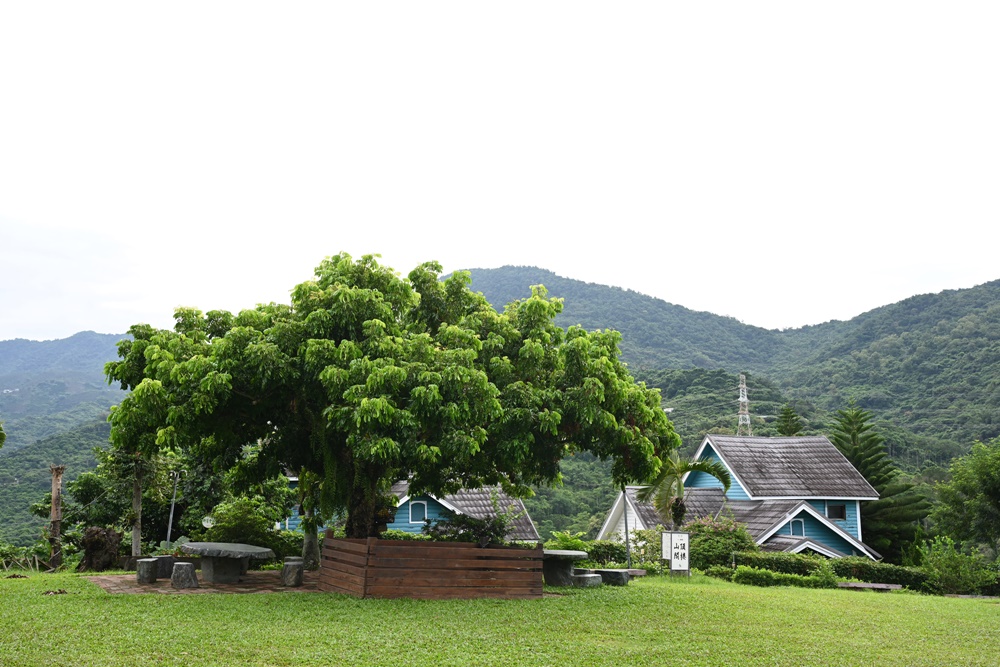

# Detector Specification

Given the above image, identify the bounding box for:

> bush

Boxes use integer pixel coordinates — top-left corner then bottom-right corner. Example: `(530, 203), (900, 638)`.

(205, 496), (300, 560)
(381, 529), (431, 541)
(685, 514), (759, 570)
(733, 551), (824, 576)
(829, 556), (929, 590)
(703, 565), (734, 581)
(544, 531), (588, 551)
(918, 536), (998, 595)
(732, 564), (838, 589)
(584, 540), (628, 565)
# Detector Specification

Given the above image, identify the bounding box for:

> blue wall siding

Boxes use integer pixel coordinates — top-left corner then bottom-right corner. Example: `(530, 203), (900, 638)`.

(688, 444), (750, 500)
(390, 496), (455, 534)
(774, 509), (863, 556)
(805, 499), (861, 541)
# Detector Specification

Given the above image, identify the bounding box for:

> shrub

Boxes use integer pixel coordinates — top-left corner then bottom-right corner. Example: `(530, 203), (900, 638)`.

(584, 540), (628, 565)
(205, 496), (300, 559)
(381, 529), (431, 541)
(733, 551), (824, 576)
(703, 565), (734, 581)
(732, 564), (838, 589)
(544, 531), (588, 551)
(685, 514), (758, 570)
(829, 556), (929, 590)
(918, 536), (998, 595)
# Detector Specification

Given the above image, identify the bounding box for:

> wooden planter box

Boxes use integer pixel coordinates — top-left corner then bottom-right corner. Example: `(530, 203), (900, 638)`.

(319, 533), (543, 600)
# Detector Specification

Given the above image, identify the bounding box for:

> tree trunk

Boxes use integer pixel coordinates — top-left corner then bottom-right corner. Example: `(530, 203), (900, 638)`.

(302, 508), (320, 570)
(132, 473), (142, 558)
(49, 465), (66, 569)
(345, 484), (377, 538)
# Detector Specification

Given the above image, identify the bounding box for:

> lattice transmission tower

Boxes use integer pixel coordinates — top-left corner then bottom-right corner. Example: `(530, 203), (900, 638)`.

(737, 374), (752, 436)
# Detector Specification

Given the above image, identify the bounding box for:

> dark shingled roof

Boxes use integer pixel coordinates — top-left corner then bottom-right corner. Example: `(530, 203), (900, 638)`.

(683, 487), (726, 521)
(392, 481), (540, 542)
(725, 500), (802, 540)
(705, 435), (879, 499)
(761, 535), (848, 558)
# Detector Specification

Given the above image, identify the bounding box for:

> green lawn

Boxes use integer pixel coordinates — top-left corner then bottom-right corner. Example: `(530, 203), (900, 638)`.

(2, 572), (998, 666)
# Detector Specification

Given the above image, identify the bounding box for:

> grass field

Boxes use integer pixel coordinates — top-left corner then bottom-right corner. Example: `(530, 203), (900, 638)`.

(2, 572), (998, 666)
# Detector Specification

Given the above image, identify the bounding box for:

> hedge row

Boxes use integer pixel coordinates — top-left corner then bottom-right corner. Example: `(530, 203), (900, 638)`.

(731, 552), (929, 590)
(731, 564), (838, 589)
(829, 556), (929, 590)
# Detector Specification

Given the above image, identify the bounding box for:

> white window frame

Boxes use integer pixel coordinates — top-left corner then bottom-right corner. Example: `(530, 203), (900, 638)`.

(826, 503), (847, 521)
(409, 500), (428, 524)
(790, 519), (805, 537)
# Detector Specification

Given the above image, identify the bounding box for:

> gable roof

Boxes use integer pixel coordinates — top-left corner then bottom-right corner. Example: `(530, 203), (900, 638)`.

(695, 435), (879, 499)
(391, 481), (540, 541)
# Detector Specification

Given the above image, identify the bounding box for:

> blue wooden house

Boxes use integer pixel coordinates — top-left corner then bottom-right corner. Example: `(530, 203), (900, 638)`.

(388, 480), (540, 541)
(596, 435), (881, 559)
(279, 478), (540, 542)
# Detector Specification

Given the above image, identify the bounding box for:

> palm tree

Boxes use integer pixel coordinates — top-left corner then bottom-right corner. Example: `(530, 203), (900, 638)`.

(638, 450), (731, 529)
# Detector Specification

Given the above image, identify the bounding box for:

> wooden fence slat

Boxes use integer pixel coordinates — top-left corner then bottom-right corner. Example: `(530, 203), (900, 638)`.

(318, 537), (543, 600)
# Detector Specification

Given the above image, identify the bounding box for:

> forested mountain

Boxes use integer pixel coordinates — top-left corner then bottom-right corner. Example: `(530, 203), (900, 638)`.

(0, 332), (123, 544)
(4, 272), (1000, 544)
(468, 267), (1000, 466)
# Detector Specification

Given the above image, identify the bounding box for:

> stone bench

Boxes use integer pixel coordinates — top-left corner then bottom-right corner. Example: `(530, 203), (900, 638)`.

(573, 573), (603, 588)
(136, 558), (158, 584)
(542, 550), (589, 587)
(837, 582), (901, 592)
(282, 557), (304, 587)
(593, 569), (630, 586)
(171, 561), (199, 589)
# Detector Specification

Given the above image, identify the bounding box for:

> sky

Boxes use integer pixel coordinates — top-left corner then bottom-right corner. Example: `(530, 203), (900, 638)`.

(2, 3), (999, 341)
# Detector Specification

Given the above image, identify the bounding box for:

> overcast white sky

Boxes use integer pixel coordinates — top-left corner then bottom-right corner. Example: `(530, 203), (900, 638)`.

(2, 3), (998, 342)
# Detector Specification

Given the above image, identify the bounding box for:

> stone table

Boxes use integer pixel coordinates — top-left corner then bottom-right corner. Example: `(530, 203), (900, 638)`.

(541, 549), (589, 587)
(180, 542), (275, 584)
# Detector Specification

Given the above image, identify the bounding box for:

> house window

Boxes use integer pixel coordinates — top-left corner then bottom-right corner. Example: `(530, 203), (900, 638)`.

(409, 501), (427, 523)
(827, 503), (847, 521)
(790, 519), (805, 537)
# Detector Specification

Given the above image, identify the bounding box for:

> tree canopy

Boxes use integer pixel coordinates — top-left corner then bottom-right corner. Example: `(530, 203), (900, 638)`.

(106, 254), (678, 538)
(829, 403), (931, 562)
(932, 436), (1000, 555)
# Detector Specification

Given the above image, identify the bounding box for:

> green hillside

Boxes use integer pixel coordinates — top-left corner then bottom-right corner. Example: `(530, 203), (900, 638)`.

(468, 266), (1000, 463)
(0, 420), (110, 545)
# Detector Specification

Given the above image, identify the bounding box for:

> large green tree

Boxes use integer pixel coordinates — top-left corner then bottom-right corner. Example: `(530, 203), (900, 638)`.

(829, 403), (931, 563)
(106, 254), (678, 540)
(775, 404), (803, 436)
(932, 437), (1000, 556)
(637, 450), (730, 529)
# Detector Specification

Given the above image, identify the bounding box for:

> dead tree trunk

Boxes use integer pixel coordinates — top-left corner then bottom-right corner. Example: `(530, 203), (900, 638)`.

(49, 465), (66, 569)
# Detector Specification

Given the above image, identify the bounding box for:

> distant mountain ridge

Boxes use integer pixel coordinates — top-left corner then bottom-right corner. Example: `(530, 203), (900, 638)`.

(467, 266), (1000, 453)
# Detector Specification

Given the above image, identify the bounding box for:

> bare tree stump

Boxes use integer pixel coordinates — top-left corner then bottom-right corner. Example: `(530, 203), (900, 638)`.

(136, 558), (158, 584)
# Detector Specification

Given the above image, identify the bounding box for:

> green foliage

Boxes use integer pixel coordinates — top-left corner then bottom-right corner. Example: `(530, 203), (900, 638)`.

(685, 514), (759, 570)
(423, 494), (526, 547)
(582, 540), (628, 565)
(731, 563), (838, 589)
(932, 436), (1000, 554)
(105, 254), (677, 540)
(918, 536), (998, 595)
(203, 496), (301, 559)
(830, 403), (932, 563)
(638, 450), (730, 528)
(703, 565), (735, 581)
(544, 530), (588, 551)
(0, 421), (108, 545)
(828, 556), (929, 590)
(380, 529), (431, 541)
(523, 451), (618, 540)
(733, 551), (824, 576)
(775, 405), (803, 436)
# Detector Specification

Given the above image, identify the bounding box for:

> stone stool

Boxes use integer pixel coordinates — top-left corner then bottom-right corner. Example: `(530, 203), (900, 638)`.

(136, 558), (158, 584)
(171, 561), (199, 589)
(281, 559), (304, 587)
(572, 573), (603, 588)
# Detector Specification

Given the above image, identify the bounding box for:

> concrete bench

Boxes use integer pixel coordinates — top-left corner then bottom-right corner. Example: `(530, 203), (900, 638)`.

(572, 573), (602, 588)
(593, 569), (630, 586)
(542, 550), (589, 587)
(837, 582), (902, 592)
